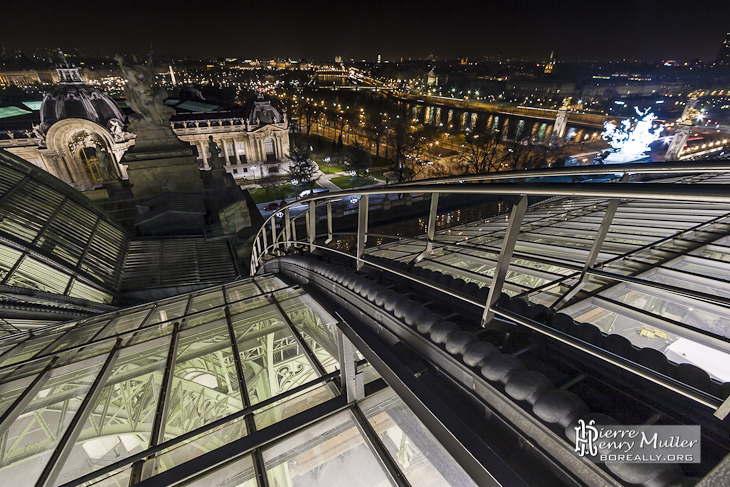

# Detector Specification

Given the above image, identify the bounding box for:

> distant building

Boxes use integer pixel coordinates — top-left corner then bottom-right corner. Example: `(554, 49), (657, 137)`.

(544, 51), (555, 74)
(426, 68), (438, 86)
(716, 32), (730, 65)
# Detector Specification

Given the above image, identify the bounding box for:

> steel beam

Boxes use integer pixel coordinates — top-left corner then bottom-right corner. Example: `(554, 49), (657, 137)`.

(482, 194), (528, 326)
(552, 196), (620, 310)
(129, 323), (179, 484)
(270, 295), (328, 378)
(351, 405), (412, 487)
(270, 218), (277, 251)
(337, 328), (363, 403)
(284, 208), (291, 250)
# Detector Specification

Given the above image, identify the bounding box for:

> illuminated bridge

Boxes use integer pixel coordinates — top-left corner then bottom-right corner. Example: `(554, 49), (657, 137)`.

(0, 153), (729, 487)
(308, 68), (390, 91)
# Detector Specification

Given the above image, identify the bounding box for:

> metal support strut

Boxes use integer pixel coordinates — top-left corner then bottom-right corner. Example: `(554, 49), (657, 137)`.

(411, 192), (440, 265)
(481, 194), (528, 326)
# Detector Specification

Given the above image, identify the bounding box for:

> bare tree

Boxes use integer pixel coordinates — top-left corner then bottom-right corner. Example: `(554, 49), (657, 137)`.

(363, 109), (386, 157)
(296, 102), (318, 139)
(384, 114), (425, 183)
(258, 173), (281, 198)
(500, 135), (568, 171)
(456, 131), (502, 174)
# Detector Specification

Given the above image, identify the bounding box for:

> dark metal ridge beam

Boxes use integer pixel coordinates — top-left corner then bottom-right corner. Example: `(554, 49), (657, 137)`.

(335, 309), (528, 487)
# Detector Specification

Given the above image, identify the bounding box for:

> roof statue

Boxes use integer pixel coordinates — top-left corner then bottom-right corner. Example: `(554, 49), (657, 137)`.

(96, 145), (119, 182)
(207, 135), (225, 170)
(114, 54), (176, 132)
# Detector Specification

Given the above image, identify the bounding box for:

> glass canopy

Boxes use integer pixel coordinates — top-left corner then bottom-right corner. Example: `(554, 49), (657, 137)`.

(366, 172), (730, 382)
(0, 275), (475, 487)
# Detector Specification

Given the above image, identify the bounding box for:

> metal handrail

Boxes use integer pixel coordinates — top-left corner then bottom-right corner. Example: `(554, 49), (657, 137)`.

(251, 163), (730, 419)
(398, 160), (730, 185)
(252, 180), (730, 274)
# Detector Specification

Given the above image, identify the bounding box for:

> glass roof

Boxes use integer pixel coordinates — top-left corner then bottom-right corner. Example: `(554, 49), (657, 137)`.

(0, 150), (129, 307)
(0, 275), (474, 487)
(366, 173), (730, 382)
(0, 106), (31, 119)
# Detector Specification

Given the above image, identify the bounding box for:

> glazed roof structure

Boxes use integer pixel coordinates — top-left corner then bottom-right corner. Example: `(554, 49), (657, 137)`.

(3, 161), (730, 487)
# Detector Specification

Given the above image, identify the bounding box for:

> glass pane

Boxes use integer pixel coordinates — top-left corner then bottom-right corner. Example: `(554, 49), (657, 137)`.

(225, 282), (260, 304)
(0, 333), (65, 368)
(184, 308), (227, 330)
(141, 415), (247, 480)
(275, 292), (340, 373)
(231, 304), (321, 405)
(6, 255), (70, 294)
(186, 455), (255, 487)
(47, 319), (111, 355)
(228, 294), (270, 315)
(262, 411), (394, 487)
(163, 321), (243, 441)
(255, 276), (287, 293)
(360, 389), (478, 487)
(0, 356), (106, 487)
(96, 308), (153, 340)
(146, 299), (189, 326)
(77, 467), (132, 487)
(254, 382), (335, 430)
(54, 337), (171, 485)
(0, 373), (39, 419)
(188, 289), (225, 314)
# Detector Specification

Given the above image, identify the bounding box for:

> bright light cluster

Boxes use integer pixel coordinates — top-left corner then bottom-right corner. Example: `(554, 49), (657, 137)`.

(602, 107), (664, 159)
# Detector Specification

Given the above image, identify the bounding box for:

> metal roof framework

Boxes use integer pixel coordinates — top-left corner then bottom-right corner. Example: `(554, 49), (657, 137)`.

(0, 274), (476, 487)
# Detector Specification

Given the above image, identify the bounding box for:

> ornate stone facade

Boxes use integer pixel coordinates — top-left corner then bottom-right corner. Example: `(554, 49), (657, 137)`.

(1, 81), (290, 189)
(171, 115), (290, 181)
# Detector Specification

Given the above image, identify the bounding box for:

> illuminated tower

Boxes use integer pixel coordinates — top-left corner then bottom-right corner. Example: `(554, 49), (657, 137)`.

(544, 51), (555, 74)
(716, 33), (730, 65)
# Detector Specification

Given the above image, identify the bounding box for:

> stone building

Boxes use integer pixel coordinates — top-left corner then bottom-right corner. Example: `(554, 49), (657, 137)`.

(170, 97), (290, 181)
(0, 67), (290, 192)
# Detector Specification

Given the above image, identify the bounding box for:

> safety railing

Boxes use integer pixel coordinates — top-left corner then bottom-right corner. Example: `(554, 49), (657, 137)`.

(249, 160), (730, 418)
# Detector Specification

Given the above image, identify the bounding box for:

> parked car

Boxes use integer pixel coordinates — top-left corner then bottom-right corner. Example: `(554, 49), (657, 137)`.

(298, 188), (329, 199)
(264, 202), (279, 211)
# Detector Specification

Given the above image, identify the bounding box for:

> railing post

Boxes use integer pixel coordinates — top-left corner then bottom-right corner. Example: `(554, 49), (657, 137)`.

(481, 194), (528, 326)
(325, 201), (333, 244)
(356, 195), (369, 270)
(290, 213), (298, 246)
(308, 200), (316, 251)
(411, 192), (439, 265)
(284, 208), (291, 249)
(270, 218), (277, 251)
(262, 223), (268, 253)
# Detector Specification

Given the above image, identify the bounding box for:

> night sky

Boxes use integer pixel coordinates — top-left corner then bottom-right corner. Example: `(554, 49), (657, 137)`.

(4, 0), (730, 62)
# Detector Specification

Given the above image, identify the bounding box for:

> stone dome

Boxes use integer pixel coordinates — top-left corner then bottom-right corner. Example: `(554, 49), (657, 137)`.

(39, 67), (125, 133)
(246, 98), (283, 125)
